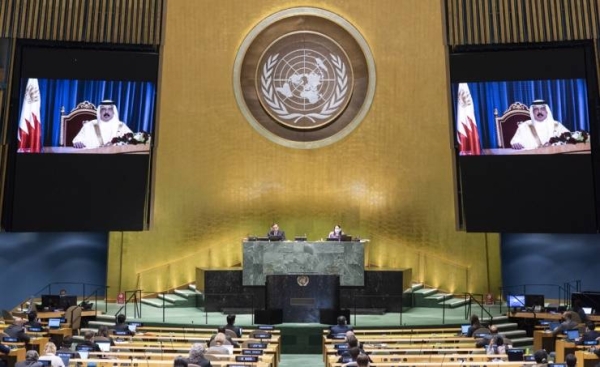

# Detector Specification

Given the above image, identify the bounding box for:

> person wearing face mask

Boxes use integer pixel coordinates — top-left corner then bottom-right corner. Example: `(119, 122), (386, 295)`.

(328, 225), (344, 239)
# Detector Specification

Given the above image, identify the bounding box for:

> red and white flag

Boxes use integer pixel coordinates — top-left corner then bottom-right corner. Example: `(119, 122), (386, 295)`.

(18, 78), (42, 153)
(456, 83), (481, 155)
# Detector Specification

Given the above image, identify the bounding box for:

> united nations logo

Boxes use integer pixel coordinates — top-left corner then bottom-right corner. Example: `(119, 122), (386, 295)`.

(258, 32), (353, 130)
(297, 275), (310, 287)
(234, 8), (375, 149)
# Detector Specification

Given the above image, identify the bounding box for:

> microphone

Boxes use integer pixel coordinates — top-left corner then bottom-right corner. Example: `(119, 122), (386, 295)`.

(159, 340), (164, 362)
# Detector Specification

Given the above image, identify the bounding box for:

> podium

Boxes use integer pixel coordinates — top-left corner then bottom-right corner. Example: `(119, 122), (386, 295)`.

(266, 274), (339, 323)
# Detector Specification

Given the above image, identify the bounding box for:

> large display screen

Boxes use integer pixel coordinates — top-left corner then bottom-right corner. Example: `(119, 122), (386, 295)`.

(2, 41), (159, 231)
(450, 42), (599, 233)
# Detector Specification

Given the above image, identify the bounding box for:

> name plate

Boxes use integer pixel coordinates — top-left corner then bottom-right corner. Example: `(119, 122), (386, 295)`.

(243, 349), (264, 355)
(246, 343), (267, 349)
(236, 356), (259, 362)
(334, 343), (349, 350)
(251, 333), (272, 339)
(258, 325), (275, 330)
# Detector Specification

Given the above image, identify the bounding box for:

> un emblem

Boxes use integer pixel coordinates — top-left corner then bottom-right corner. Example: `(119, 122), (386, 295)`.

(234, 8), (375, 149)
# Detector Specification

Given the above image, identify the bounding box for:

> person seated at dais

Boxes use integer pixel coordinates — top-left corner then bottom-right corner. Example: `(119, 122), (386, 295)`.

(267, 223), (286, 241)
(328, 225), (344, 239)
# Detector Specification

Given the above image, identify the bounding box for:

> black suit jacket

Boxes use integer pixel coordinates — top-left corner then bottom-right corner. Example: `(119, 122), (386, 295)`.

(267, 230), (286, 240)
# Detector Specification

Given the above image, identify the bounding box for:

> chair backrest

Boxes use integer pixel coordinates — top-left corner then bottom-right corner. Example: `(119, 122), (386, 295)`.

(494, 102), (530, 148)
(65, 305), (82, 331)
(1, 310), (14, 323)
(224, 329), (238, 339)
(60, 101), (97, 146)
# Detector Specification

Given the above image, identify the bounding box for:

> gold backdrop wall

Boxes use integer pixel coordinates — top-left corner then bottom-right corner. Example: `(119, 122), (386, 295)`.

(107, 0), (501, 298)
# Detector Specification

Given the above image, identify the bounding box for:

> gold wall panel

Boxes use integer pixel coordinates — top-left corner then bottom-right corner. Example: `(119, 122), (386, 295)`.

(107, 0), (501, 298)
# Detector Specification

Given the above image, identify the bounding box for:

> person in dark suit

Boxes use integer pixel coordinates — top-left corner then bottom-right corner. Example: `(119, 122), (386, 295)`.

(466, 314), (484, 338)
(24, 311), (43, 329)
(223, 314), (242, 338)
(576, 322), (600, 344)
(328, 225), (344, 239)
(267, 223), (286, 241)
(113, 314), (134, 335)
(78, 331), (101, 352)
(5, 319), (31, 344)
(57, 337), (80, 359)
(328, 316), (353, 338)
(552, 311), (578, 336)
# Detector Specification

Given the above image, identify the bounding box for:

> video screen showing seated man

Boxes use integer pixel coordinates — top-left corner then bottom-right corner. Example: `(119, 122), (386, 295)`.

(17, 78), (156, 154)
(453, 79), (590, 155)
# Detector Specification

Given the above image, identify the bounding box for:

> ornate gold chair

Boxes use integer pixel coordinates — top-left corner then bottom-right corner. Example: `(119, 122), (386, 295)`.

(493, 102), (530, 148)
(60, 101), (97, 146)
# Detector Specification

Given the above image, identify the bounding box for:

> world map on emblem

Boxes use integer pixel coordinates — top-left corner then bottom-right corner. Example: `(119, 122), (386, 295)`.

(257, 33), (354, 130)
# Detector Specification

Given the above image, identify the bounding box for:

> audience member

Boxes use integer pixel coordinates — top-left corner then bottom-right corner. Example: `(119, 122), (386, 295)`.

(4, 318), (31, 343)
(39, 342), (65, 367)
(206, 333), (231, 355)
(78, 331), (101, 352)
(329, 316), (353, 338)
(187, 343), (211, 367)
(24, 311), (43, 329)
(223, 314), (242, 338)
(338, 334), (372, 363)
(209, 327), (238, 347)
(95, 325), (116, 346)
(576, 322), (600, 344)
(566, 353), (577, 367)
(486, 335), (506, 355)
(533, 349), (548, 367)
(15, 350), (42, 367)
(173, 357), (188, 367)
(114, 314), (134, 335)
(466, 314), (483, 338)
(341, 347), (361, 366)
(57, 337), (80, 359)
(356, 354), (370, 367)
(552, 311), (578, 336)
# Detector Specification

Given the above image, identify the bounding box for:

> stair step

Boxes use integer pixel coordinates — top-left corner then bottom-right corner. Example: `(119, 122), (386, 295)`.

(189, 284), (198, 291)
(413, 288), (438, 297)
(141, 298), (178, 308)
(440, 298), (469, 308)
(425, 293), (454, 301)
(87, 320), (115, 328)
(158, 294), (188, 305)
(174, 289), (202, 298)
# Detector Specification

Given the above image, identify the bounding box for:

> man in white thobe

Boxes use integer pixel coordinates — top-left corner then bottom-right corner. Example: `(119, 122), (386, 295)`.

(72, 100), (132, 149)
(510, 99), (569, 150)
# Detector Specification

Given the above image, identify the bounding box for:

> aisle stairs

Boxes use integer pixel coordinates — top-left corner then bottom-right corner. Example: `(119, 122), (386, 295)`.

(139, 283), (203, 309)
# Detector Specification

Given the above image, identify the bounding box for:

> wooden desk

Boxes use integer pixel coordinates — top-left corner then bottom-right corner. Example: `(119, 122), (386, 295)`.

(2, 348), (26, 367)
(555, 339), (580, 362)
(69, 359), (268, 367)
(12, 310), (97, 319)
(533, 330), (556, 352)
(575, 350), (599, 367)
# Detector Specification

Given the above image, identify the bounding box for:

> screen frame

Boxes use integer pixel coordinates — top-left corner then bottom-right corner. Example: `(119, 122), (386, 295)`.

(448, 41), (600, 233)
(2, 40), (159, 231)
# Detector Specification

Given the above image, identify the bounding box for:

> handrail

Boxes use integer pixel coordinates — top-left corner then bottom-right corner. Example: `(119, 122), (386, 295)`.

(115, 289), (142, 319)
(463, 293), (494, 324)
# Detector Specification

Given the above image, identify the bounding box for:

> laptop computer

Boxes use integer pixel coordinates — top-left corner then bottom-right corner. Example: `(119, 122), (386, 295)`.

(548, 322), (561, 331)
(582, 307), (593, 315)
(96, 341), (111, 352)
(76, 345), (95, 360)
(57, 352), (71, 366)
(507, 348), (525, 361)
(38, 360), (52, 367)
(127, 324), (137, 333)
(565, 329), (579, 341)
(460, 324), (470, 334)
(268, 235), (283, 241)
(48, 318), (61, 329)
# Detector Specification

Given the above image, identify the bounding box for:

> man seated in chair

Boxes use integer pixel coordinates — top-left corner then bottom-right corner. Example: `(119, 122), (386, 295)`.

(72, 100), (132, 149)
(510, 99), (569, 150)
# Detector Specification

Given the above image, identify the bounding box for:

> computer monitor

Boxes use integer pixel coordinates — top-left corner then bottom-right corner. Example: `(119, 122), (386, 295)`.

(525, 294), (545, 309)
(507, 294), (526, 308)
(76, 345), (94, 360)
(582, 307), (593, 315)
(59, 295), (78, 310)
(507, 348), (525, 361)
(41, 294), (60, 310)
(48, 318), (61, 329)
